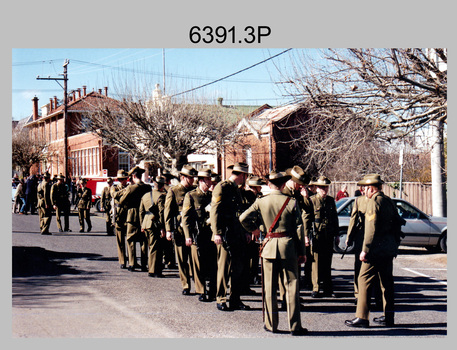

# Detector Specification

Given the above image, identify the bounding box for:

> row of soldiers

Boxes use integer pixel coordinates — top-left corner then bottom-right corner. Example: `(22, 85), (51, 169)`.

(102, 162), (344, 335)
(36, 173), (93, 235)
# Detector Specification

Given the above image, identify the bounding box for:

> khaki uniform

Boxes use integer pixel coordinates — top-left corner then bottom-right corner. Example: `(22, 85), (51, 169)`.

(240, 190), (306, 332)
(37, 179), (52, 235)
(347, 195), (368, 298)
(210, 179), (247, 306)
(77, 186), (92, 231)
(182, 186), (215, 297)
(111, 183), (129, 267)
(356, 191), (398, 323)
(118, 182), (152, 269)
(101, 185), (114, 235)
(51, 182), (71, 231)
(164, 184), (194, 291)
(139, 188), (166, 275)
(310, 193), (339, 294)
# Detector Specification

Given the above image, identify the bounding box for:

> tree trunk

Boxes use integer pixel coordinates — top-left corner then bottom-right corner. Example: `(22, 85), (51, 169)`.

(430, 120), (447, 217)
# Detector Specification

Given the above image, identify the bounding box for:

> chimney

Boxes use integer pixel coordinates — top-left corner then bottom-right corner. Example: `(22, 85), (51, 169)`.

(32, 96), (39, 121)
(82, 85), (87, 96)
(54, 96), (58, 109)
(77, 88), (81, 99)
(49, 98), (54, 111)
(98, 89), (102, 94)
(104, 86), (108, 96)
(72, 91), (76, 100)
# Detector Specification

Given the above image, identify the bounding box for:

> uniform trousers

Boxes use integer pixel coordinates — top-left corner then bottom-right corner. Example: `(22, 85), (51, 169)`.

(174, 232), (192, 290)
(215, 244), (244, 305)
(190, 244), (205, 294)
(263, 256), (302, 332)
(115, 224), (127, 266)
(147, 230), (163, 274)
(356, 256), (395, 321)
(127, 227), (148, 269)
(56, 204), (71, 231)
(78, 208), (91, 231)
(311, 241), (334, 293)
(38, 206), (52, 234)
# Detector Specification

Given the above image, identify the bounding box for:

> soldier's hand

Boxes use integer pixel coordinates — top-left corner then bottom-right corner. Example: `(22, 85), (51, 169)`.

(214, 234), (222, 245)
(252, 229), (260, 240)
(359, 251), (368, 262)
(166, 231), (173, 241)
(185, 238), (193, 247)
(160, 229), (166, 238)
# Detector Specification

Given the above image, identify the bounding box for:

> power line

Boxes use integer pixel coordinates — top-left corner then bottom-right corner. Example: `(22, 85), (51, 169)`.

(170, 49), (292, 98)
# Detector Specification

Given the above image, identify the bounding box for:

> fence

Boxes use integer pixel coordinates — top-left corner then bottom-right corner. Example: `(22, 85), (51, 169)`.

(329, 182), (437, 216)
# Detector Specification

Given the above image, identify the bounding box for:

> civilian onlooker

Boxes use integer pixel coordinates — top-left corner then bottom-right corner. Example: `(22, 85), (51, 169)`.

(13, 179), (25, 214)
(336, 184), (349, 201)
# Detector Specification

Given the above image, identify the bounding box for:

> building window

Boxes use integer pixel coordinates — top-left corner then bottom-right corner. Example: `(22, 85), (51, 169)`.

(71, 146), (101, 177)
(118, 150), (131, 172)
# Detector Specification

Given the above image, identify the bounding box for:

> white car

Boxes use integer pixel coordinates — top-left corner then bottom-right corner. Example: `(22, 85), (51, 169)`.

(334, 197), (447, 254)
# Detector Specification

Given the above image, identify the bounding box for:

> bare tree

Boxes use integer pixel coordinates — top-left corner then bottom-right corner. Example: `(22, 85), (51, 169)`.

(12, 128), (48, 175)
(85, 87), (241, 172)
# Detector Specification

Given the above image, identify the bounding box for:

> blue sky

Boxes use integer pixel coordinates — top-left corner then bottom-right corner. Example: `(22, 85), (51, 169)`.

(12, 48), (313, 121)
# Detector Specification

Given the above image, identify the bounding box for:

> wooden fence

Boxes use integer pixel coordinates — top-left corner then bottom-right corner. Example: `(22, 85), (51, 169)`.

(329, 182), (439, 216)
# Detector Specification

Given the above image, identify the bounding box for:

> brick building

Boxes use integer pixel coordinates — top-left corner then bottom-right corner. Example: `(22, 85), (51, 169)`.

(22, 86), (131, 178)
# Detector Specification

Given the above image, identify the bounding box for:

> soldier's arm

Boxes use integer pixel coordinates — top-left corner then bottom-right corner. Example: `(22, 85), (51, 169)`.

(239, 200), (260, 233)
(181, 192), (194, 240)
(139, 194), (147, 226)
(164, 188), (176, 234)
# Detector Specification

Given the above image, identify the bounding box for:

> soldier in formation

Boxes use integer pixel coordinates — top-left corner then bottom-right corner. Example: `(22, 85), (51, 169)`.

(101, 177), (115, 236)
(37, 172), (52, 235)
(77, 178), (92, 233)
(111, 169), (130, 269)
(51, 174), (72, 232)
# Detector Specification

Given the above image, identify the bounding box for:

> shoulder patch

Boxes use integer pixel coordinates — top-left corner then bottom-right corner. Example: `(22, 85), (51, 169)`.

(366, 212), (376, 222)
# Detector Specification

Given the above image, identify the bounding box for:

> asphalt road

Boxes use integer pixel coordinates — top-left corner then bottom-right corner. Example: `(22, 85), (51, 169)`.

(11, 210), (447, 339)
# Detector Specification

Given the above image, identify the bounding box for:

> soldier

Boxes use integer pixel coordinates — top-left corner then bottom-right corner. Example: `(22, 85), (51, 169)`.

(210, 162), (251, 311)
(140, 176), (167, 277)
(161, 168), (177, 269)
(345, 174), (405, 328)
(164, 165), (197, 294)
(51, 174), (72, 232)
(111, 169), (130, 269)
(77, 178), (92, 233)
(37, 172), (52, 235)
(118, 166), (152, 272)
(101, 177), (115, 236)
(182, 168), (216, 302)
(240, 170), (308, 335)
(309, 176), (339, 298)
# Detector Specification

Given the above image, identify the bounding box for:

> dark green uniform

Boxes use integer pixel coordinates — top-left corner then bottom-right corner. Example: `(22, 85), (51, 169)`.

(310, 193), (339, 295)
(240, 189), (306, 332)
(210, 179), (247, 307)
(37, 178), (52, 235)
(51, 182), (71, 232)
(77, 186), (92, 232)
(139, 188), (166, 275)
(164, 184), (194, 291)
(182, 186), (215, 297)
(356, 191), (399, 323)
(118, 182), (152, 270)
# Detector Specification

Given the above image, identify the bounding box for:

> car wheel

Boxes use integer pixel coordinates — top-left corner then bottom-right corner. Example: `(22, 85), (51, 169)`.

(95, 199), (102, 212)
(333, 230), (354, 254)
(440, 232), (447, 253)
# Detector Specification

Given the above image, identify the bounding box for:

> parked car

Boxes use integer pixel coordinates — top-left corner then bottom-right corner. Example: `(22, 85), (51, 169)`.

(334, 197), (447, 254)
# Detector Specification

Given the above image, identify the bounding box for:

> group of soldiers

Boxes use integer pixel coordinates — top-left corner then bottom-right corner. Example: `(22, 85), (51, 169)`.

(34, 161), (403, 335)
(36, 173), (93, 235)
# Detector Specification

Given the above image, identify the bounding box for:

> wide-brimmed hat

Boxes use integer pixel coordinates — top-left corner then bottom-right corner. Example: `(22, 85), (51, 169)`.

(227, 162), (249, 174)
(179, 164), (198, 177)
(128, 166), (145, 177)
(106, 177), (113, 183)
(161, 168), (175, 178)
(80, 178), (88, 184)
(154, 175), (166, 184)
(43, 172), (51, 178)
(311, 176), (331, 187)
(267, 170), (291, 185)
(211, 172), (221, 183)
(197, 168), (212, 178)
(56, 173), (65, 180)
(116, 169), (128, 179)
(357, 174), (384, 186)
(286, 165), (310, 186)
(247, 175), (266, 187)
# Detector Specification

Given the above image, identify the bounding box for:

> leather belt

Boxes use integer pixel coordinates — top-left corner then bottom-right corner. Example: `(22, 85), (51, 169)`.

(266, 232), (288, 238)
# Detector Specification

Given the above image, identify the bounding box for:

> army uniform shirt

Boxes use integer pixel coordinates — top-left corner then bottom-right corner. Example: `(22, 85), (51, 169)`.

(182, 186), (212, 243)
(164, 183), (193, 245)
(139, 188), (166, 233)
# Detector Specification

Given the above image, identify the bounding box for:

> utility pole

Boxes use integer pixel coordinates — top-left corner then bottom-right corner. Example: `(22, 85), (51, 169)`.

(37, 59), (69, 178)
